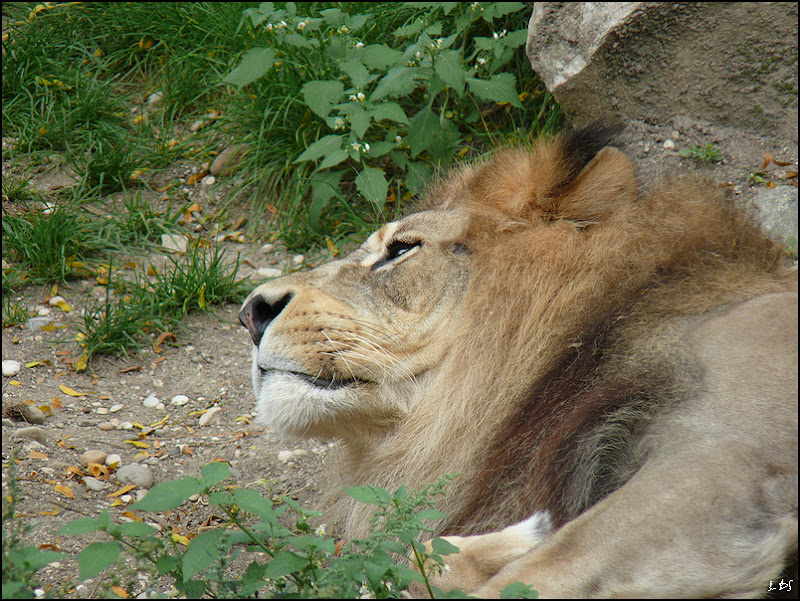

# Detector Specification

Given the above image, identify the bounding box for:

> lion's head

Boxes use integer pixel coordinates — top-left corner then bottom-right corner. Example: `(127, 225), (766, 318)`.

(240, 124), (794, 539)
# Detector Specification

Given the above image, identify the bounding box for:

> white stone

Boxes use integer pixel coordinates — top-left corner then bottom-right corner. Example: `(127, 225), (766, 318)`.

(256, 267), (282, 279)
(663, 139), (675, 150)
(36, 307), (52, 316)
(201, 175), (216, 186)
(105, 454), (122, 467)
(2, 360), (21, 377)
(292, 254), (305, 266)
(260, 243), (275, 254)
(142, 394), (161, 408)
(96, 407), (109, 415)
(147, 91), (163, 105)
(170, 394), (190, 406)
(278, 450), (295, 464)
(198, 405), (222, 426)
(48, 296), (66, 307)
(109, 404), (124, 413)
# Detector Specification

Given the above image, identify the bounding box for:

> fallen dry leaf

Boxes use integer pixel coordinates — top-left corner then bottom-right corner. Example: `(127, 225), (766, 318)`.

(762, 152), (772, 170)
(59, 384), (86, 397)
(108, 485), (137, 498)
(54, 484), (74, 498)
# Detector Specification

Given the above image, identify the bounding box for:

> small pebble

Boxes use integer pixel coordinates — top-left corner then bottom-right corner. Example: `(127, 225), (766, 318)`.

(198, 406), (222, 426)
(143, 394), (161, 408)
(201, 175), (216, 186)
(2, 360), (21, 377)
(98, 422), (115, 431)
(256, 267), (282, 279)
(80, 450), (108, 466)
(292, 254), (305, 266)
(170, 394), (190, 406)
(278, 450), (295, 464)
(13, 426), (48, 445)
(96, 407), (109, 415)
(105, 454), (122, 468)
(663, 139), (675, 150)
(109, 404), (124, 413)
(260, 243), (275, 254)
(84, 477), (106, 492)
(117, 463), (154, 489)
(48, 296), (66, 307)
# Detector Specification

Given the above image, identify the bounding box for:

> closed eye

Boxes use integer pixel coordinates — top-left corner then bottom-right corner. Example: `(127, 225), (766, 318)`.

(373, 240), (422, 270)
(387, 240), (421, 260)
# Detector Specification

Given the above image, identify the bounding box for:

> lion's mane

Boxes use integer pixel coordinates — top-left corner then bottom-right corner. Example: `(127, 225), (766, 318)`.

(326, 125), (796, 538)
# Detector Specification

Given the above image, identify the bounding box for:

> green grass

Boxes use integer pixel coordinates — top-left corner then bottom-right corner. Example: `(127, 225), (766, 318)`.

(1, 199), (107, 284)
(2, 1), (562, 366)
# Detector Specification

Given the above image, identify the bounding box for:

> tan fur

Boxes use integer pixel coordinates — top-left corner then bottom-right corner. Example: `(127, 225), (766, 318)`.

(240, 130), (797, 597)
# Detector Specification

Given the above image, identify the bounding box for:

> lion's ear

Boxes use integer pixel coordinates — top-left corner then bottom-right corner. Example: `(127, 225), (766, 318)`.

(554, 147), (638, 223)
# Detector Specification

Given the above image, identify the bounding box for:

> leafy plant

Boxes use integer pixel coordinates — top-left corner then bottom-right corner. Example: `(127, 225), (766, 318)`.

(222, 1), (561, 250)
(50, 464), (539, 598)
(679, 142), (722, 163)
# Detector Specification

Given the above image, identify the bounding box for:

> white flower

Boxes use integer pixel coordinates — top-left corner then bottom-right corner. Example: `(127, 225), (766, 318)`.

(277, 20), (288, 29)
(395, 135), (402, 144)
(437, 38), (444, 47)
(296, 20), (308, 30)
(493, 29), (507, 39)
(363, 143), (370, 152)
(314, 524), (327, 536)
(351, 142), (363, 152)
(265, 23), (273, 31)
(355, 41), (365, 49)
(332, 116), (346, 130)
(414, 51), (422, 59)
(349, 92), (366, 102)
(477, 56), (487, 65)
(471, 2), (483, 11)
(338, 25), (349, 34)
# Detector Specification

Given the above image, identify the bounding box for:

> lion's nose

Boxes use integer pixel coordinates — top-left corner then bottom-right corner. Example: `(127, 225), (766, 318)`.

(239, 292), (293, 346)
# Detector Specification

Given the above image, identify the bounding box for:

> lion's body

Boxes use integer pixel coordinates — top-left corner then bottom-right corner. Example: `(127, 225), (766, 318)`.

(240, 125), (798, 597)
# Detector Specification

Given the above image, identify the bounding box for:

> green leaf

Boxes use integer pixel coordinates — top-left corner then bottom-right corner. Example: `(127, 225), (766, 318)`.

(371, 67), (418, 101)
(362, 45), (404, 71)
(113, 521), (158, 538)
(492, 2), (528, 18)
(318, 148), (349, 170)
(405, 161), (432, 195)
(340, 59), (370, 89)
(284, 32), (316, 49)
(222, 48), (276, 88)
(294, 134), (343, 164)
(129, 476), (202, 512)
(435, 50), (466, 94)
(79, 541), (121, 580)
(467, 73), (523, 107)
(350, 107), (371, 138)
(57, 516), (102, 536)
(344, 484), (393, 506)
(183, 529), (229, 580)
(201, 461), (230, 488)
(7, 547), (66, 573)
(369, 102), (409, 125)
(302, 80), (344, 118)
(500, 581), (540, 599)
(406, 105), (438, 158)
(264, 550), (307, 579)
(431, 537), (461, 555)
(416, 509), (449, 522)
(355, 168), (389, 209)
(309, 170), (345, 228)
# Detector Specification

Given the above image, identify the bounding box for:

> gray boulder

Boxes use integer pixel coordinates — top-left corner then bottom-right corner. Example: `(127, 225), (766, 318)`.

(526, 2), (798, 139)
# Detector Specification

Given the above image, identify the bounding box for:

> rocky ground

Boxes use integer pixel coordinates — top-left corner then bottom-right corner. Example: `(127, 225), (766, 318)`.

(2, 115), (797, 598)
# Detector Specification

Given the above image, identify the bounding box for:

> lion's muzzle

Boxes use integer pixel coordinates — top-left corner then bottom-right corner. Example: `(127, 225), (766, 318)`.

(239, 291), (293, 346)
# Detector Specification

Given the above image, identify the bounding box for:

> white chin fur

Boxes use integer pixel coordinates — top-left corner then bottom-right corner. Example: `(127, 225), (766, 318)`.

(252, 367), (357, 440)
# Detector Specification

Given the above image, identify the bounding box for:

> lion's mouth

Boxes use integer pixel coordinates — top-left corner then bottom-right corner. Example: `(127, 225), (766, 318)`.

(259, 367), (365, 390)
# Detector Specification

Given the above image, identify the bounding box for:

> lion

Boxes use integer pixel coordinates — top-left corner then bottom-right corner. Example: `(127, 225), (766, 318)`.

(239, 124), (798, 598)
